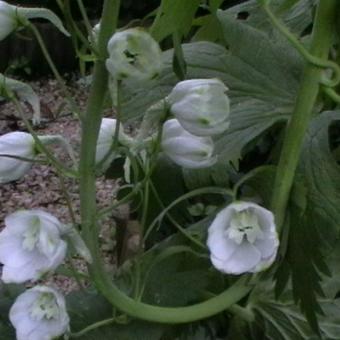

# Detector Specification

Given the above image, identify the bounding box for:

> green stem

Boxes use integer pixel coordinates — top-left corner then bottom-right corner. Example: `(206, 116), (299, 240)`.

(323, 86), (340, 104)
(271, 0), (337, 230)
(11, 96), (76, 177)
(70, 317), (116, 338)
(76, 0), (95, 39)
(28, 23), (81, 118)
(228, 304), (255, 323)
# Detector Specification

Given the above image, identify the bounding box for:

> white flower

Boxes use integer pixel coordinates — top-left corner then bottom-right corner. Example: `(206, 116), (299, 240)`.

(106, 28), (162, 82)
(0, 210), (67, 283)
(0, 1), (18, 40)
(161, 119), (216, 169)
(167, 78), (230, 136)
(96, 118), (131, 165)
(207, 202), (279, 274)
(0, 131), (36, 183)
(9, 286), (70, 340)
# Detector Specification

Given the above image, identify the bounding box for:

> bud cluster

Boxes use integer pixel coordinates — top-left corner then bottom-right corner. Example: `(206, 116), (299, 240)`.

(162, 78), (230, 169)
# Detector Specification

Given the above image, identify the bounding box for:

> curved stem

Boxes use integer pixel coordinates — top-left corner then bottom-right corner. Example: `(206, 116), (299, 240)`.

(270, 0), (337, 230)
(322, 86), (340, 104)
(70, 317), (115, 338)
(79, 0), (252, 324)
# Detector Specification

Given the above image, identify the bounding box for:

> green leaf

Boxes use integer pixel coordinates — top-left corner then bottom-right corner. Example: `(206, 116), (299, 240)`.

(172, 32), (187, 81)
(150, 0), (201, 41)
(274, 111), (340, 332)
(226, 0), (316, 35)
(19, 7), (70, 36)
(299, 111), (340, 252)
(0, 74), (41, 124)
(232, 282), (340, 340)
(0, 283), (24, 338)
(67, 289), (167, 340)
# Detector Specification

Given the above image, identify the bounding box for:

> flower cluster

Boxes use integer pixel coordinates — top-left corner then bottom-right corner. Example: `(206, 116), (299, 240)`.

(161, 78), (230, 169)
(207, 202), (279, 274)
(0, 208), (92, 338)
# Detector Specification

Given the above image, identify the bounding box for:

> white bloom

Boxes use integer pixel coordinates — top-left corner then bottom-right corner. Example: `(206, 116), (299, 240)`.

(161, 119), (216, 169)
(207, 202), (279, 274)
(96, 118), (130, 165)
(0, 131), (36, 183)
(0, 210), (67, 283)
(9, 286), (69, 340)
(106, 28), (162, 82)
(0, 1), (18, 40)
(167, 78), (230, 136)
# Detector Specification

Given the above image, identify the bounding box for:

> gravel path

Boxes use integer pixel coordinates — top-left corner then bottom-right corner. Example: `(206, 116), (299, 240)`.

(0, 77), (122, 292)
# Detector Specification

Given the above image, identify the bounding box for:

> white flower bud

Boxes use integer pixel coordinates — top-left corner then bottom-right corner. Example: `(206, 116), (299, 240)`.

(92, 21), (100, 43)
(0, 210), (67, 283)
(0, 131), (36, 184)
(0, 1), (17, 40)
(96, 118), (131, 165)
(161, 119), (216, 169)
(9, 286), (70, 340)
(167, 78), (230, 136)
(106, 28), (162, 82)
(207, 202), (279, 275)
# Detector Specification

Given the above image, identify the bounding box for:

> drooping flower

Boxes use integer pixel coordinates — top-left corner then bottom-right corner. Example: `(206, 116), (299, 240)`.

(106, 28), (162, 82)
(95, 118), (131, 166)
(161, 118), (216, 169)
(9, 286), (70, 340)
(0, 131), (36, 184)
(207, 201), (279, 274)
(167, 78), (230, 136)
(0, 210), (67, 283)
(0, 1), (69, 41)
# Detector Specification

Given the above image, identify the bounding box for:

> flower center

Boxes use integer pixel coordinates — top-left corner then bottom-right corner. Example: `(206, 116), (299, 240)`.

(22, 216), (58, 256)
(30, 292), (59, 321)
(22, 216), (40, 251)
(226, 208), (264, 244)
(124, 49), (138, 65)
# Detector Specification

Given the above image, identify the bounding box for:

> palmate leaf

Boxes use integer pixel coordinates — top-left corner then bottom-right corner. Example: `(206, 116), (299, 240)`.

(299, 111), (340, 252)
(237, 284), (340, 340)
(227, 0), (316, 35)
(275, 111), (340, 332)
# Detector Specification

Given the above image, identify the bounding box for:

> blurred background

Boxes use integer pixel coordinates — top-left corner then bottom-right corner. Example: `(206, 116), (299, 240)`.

(0, 0), (246, 76)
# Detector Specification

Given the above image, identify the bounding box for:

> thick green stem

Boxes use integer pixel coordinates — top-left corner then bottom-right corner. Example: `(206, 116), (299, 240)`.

(271, 0), (337, 230)
(79, 0), (252, 324)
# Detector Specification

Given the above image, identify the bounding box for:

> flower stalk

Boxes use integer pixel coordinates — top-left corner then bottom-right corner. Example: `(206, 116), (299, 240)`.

(79, 0), (253, 324)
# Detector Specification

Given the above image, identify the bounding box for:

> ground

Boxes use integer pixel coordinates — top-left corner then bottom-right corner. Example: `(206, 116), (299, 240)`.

(0, 76), (125, 292)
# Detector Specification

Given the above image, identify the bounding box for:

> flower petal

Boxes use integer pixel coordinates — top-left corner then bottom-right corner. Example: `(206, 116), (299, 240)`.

(221, 242), (261, 275)
(207, 233), (238, 261)
(254, 234), (279, 259)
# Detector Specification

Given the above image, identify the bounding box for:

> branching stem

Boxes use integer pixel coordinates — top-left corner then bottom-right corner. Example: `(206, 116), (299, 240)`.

(270, 0), (338, 230)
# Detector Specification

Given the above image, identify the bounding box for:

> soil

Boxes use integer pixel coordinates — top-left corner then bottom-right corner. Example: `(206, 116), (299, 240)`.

(0, 76), (122, 292)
